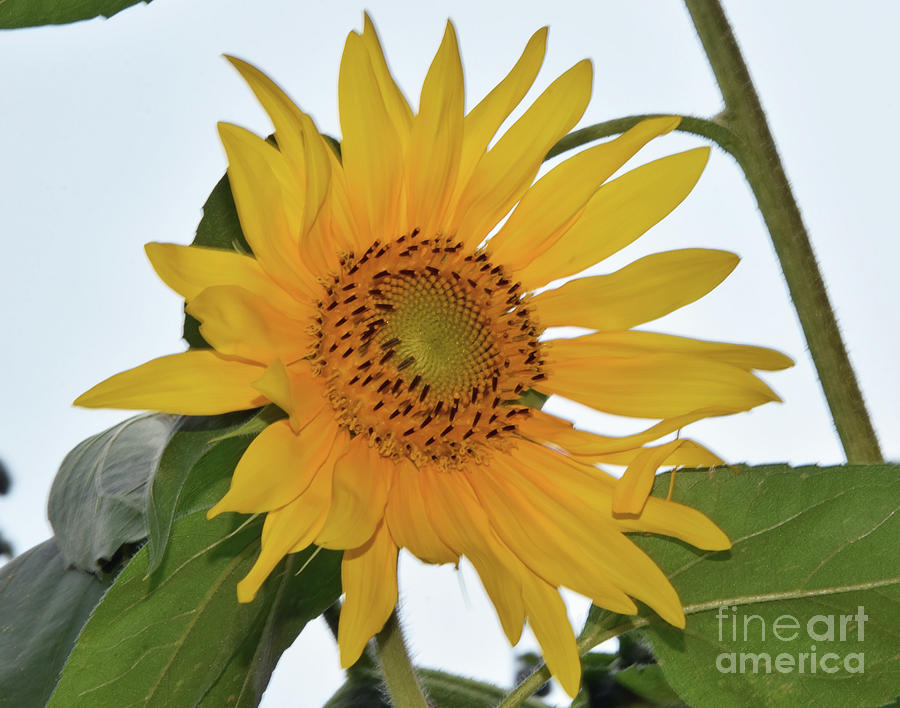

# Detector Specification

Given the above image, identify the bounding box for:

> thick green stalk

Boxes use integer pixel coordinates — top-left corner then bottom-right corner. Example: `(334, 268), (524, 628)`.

(374, 611), (428, 708)
(684, 0), (882, 463)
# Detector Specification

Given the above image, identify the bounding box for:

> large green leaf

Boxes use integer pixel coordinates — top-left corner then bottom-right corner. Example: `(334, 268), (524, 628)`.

(0, 540), (112, 707)
(0, 0), (151, 28)
(581, 463), (900, 708)
(48, 510), (342, 707)
(145, 410), (266, 575)
(48, 413), (178, 571)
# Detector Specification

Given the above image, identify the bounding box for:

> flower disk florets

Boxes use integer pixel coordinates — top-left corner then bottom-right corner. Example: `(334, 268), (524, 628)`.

(313, 229), (544, 470)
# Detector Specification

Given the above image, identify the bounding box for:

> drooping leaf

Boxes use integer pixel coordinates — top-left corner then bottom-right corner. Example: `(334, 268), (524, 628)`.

(581, 463), (900, 708)
(0, 0), (151, 29)
(48, 413), (178, 571)
(48, 510), (342, 707)
(145, 409), (269, 575)
(0, 540), (111, 707)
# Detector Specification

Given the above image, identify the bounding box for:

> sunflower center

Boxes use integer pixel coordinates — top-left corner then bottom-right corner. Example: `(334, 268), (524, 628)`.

(312, 230), (544, 469)
(378, 272), (493, 400)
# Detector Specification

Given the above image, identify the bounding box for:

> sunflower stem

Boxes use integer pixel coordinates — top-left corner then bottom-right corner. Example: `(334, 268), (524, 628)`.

(682, 0), (882, 463)
(546, 113), (740, 161)
(374, 610), (428, 708)
(497, 620), (643, 708)
(547, 5), (884, 464)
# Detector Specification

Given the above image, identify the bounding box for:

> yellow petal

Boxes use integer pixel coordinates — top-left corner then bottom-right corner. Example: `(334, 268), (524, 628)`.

(339, 31), (404, 244)
(236, 454), (338, 603)
(316, 436), (392, 549)
(506, 444), (685, 627)
(513, 443), (731, 552)
(490, 116), (681, 271)
(612, 439), (723, 515)
(314, 151), (361, 254)
(207, 415), (338, 517)
(285, 430), (350, 552)
(384, 459), (458, 565)
(616, 495), (732, 552)
(337, 521), (399, 667)
(532, 249), (738, 330)
(186, 285), (313, 364)
(468, 467), (638, 614)
(217, 122), (320, 298)
(74, 350), (266, 414)
(518, 147), (710, 289)
(548, 330), (794, 371)
(224, 56), (333, 244)
(546, 351), (780, 419)
(520, 572), (582, 698)
(453, 28), (547, 205)
(586, 437), (723, 468)
(420, 470), (526, 644)
(144, 243), (304, 317)
(406, 21), (464, 235)
(252, 360), (327, 432)
(450, 60), (593, 248)
(360, 13), (413, 145)
(519, 408), (735, 456)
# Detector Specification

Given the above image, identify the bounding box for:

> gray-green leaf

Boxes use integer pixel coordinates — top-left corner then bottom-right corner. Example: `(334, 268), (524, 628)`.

(48, 413), (178, 571)
(0, 540), (112, 707)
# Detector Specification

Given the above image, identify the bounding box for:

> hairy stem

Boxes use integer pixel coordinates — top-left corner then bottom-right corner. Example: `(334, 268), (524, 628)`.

(684, 0), (882, 463)
(374, 610), (428, 708)
(546, 113), (739, 160)
(544, 6), (883, 464)
(498, 619), (644, 708)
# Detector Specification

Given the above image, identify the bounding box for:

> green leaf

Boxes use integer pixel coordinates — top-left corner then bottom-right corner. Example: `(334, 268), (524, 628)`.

(191, 175), (248, 253)
(581, 463), (900, 708)
(48, 510), (342, 707)
(183, 174), (251, 348)
(145, 411), (263, 575)
(324, 668), (547, 708)
(48, 413), (178, 571)
(570, 647), (683, 708)
(615, 663), (684, 706)
(0, 0), (151, 29)
(0, 540), (112, 707)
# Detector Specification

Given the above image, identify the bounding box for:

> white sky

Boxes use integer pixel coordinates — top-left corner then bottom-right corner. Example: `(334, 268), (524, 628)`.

(1, 1), (898, 706)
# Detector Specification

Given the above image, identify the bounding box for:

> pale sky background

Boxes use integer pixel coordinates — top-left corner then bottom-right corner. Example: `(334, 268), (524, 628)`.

(1, 1), (898, 706)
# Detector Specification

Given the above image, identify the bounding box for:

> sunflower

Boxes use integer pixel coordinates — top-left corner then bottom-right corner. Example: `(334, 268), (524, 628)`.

(76, 17), (791, 696)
